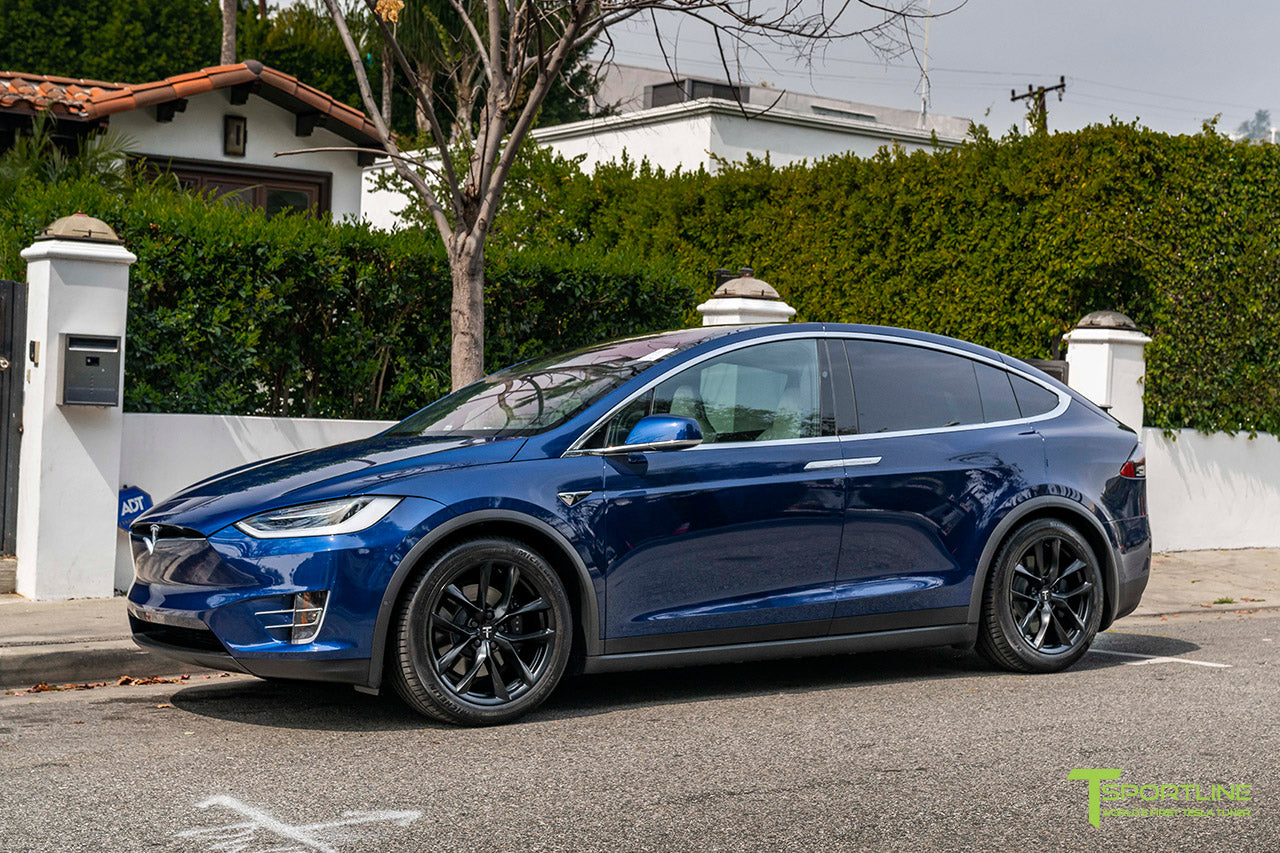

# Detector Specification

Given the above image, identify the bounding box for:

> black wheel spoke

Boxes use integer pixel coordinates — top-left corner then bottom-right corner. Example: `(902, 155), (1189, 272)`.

(430, 611), (474, 638)
(1032, 604), (1051, 649)
(499, 598), (549, 623)
(1056, 600), (1088, 631)
(1013, 563), (1041, 584)
(444, 584), (482, 616)
(488, 649), (511, 702)
(498, 627), (554, 644)
(497, 566), (520, 617)
(494, 636), (536, 686)
(1011, 588), (1038, 603)
(1047, 538), (1062, 584)
(476, 562), (493, 608)
(1033, 541), (1047, 578)
(1048, 607), (1071, 644)
(1017, 605), (1039, 634)
(436, 640), (470, 673)
(1054, 580), (1093, 600)
(453, 641), (489, 694)
(1056, 560), (1087, 583)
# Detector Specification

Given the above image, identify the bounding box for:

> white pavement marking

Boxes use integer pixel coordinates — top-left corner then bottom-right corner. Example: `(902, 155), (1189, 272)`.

(176, 795), (421, 853)
(1090, 649), (1232, 668)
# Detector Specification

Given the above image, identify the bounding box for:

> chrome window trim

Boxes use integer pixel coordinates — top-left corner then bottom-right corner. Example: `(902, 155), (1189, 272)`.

(560, 330), (1070, 457)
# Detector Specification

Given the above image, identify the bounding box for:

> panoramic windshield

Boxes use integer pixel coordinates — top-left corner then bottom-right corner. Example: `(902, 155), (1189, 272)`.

(387, 329), (724, 439)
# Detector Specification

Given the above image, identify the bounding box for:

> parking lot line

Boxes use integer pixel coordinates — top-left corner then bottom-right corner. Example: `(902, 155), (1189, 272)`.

(1089, 649), (1231, 668)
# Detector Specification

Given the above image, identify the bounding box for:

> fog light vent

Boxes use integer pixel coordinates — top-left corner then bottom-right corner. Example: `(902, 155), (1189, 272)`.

(258, 591), (329, 644)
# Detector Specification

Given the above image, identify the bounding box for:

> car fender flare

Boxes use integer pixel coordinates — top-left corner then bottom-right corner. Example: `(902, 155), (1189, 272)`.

(965, 495), (1120, 631)
(364, 508), (602, 690)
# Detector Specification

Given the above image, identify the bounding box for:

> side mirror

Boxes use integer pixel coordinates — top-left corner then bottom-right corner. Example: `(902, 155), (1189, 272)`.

(600, 415), (703, 455)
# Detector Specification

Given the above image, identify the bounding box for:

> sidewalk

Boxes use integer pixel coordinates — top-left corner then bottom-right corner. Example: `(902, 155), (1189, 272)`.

(2, 549), (1278, 691)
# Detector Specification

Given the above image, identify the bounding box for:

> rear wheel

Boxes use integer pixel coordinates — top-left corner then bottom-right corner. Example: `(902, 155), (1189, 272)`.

(977, 519), (1103, 673)
(391, 537), (572, 725)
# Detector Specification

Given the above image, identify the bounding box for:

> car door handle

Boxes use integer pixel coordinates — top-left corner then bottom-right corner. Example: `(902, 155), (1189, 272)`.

(803, 456), (881, 471)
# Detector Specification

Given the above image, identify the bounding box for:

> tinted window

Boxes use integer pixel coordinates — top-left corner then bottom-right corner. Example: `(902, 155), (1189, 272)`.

(1009, 374), (1060, 417)
(975, 363), (1022, 423)
(651, 340), (822, 444)
(845, 340), (984, 433)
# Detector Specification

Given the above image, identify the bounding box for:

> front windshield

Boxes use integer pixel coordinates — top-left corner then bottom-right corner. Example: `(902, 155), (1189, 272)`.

(386, 329), (725, 439)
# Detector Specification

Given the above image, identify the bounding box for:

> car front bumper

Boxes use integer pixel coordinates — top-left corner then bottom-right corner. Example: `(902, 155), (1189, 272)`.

(126, 496), (449, 686)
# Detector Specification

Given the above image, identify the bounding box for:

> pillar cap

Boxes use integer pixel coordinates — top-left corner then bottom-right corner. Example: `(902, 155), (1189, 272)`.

(1073, 310), (1139, 331)
(711, 267), (781, 301)
(36, 213), (122, 244)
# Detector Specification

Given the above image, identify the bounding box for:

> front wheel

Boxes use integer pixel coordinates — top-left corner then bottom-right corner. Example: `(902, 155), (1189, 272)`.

(977, 519), (1103, 673)
(390, 537), (572, 725)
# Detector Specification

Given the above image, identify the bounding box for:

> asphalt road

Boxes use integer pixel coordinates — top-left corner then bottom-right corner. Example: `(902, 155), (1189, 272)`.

(1, 610), (1276, 852)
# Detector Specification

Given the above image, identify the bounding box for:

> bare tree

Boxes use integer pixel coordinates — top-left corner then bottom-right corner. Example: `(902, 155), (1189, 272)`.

(322, 0), (940, 389)
(221, 0), (238, 65)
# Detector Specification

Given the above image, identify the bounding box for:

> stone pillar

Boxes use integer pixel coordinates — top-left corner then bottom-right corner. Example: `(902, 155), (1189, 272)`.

(16, 215), (135, 600)
(696, 268), (796, 326)
(1062, 310), (1151, 432)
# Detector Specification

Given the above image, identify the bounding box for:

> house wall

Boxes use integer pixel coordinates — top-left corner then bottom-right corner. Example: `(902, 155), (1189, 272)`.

(111, 91), (365, 220)
(113, 412), (393, 590)
(360, 101), (961, 230)
(1143, 428), (1280, 553)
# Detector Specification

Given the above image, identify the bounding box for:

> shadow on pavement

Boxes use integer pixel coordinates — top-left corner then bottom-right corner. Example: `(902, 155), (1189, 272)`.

(165, 629), (1206, 730)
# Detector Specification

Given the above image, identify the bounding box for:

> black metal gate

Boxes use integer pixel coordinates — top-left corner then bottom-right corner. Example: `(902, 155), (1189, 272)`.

(0, 280), (26, 555)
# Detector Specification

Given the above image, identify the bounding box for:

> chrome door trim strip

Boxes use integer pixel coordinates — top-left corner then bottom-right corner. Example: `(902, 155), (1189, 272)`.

(802, 458), (846, 471)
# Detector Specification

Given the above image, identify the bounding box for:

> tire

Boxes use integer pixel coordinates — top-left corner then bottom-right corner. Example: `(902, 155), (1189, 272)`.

(976, 518), (1104, 673)
(390, 537), (572, 726)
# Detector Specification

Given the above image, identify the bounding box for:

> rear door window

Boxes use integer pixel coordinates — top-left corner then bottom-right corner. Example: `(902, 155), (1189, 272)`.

(844, 340), (985, 433)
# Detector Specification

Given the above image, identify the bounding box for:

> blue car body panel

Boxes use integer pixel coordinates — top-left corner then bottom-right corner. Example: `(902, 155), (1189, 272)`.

(127, 323), (1151, 688)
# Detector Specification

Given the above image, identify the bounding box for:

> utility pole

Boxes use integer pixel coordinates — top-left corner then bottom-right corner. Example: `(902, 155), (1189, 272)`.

(1011, 76), (1065, 134)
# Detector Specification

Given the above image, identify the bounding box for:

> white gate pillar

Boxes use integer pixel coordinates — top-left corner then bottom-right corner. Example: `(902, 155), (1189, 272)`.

(16, 215), (134, 600)
(1063, 310), (1151, 432)
(697, 268), (796, 325)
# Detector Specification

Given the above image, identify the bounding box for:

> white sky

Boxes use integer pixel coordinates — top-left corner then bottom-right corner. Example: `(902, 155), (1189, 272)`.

(597, 0), (1273, 136)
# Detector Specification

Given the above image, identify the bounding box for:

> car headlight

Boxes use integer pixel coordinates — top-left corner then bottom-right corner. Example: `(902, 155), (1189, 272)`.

(235, 496), (402, 539)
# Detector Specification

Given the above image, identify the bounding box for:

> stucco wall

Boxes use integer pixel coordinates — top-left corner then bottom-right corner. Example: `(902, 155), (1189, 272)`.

(1144, 428), (1280, 553)
(114, 413), (393, 590)
(111, 90), (365, 220)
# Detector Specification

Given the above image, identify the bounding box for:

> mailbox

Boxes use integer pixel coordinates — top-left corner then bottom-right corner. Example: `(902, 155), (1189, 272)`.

(60, 334), (121, 406)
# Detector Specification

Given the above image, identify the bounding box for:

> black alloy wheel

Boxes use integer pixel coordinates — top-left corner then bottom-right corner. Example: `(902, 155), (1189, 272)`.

(391, 537), (572, 725)
(977, 518), (1103, 673)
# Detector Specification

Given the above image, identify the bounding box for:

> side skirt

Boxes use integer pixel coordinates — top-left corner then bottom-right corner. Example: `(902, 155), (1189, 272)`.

(580, 624), (972, 675)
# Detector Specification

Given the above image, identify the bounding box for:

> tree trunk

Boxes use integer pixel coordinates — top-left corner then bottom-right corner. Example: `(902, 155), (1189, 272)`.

(381, 44), (394, 125)
(220, 0), (237, 65)
(415, 62), (431, 132)
(449, 241), (486, 389)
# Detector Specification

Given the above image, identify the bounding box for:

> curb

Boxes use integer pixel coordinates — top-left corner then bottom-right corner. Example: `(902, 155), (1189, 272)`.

(0, 639), (215, 691)
(1126, 603), (1280, 619)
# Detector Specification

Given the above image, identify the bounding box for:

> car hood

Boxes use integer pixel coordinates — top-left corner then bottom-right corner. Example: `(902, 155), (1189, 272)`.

(136, 434), (525, 535)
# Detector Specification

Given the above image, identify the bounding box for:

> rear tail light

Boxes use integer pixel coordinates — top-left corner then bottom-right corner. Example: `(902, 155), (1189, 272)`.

(1120, 443), (1146, 479)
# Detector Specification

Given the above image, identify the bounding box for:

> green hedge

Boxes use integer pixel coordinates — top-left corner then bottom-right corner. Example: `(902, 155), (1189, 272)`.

(0, 179), (692, 419)
(490, 124), (1280, 435)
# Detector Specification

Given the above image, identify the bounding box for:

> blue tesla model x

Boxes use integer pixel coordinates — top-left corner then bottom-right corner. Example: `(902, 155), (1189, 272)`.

(129, 323), (1150, 725)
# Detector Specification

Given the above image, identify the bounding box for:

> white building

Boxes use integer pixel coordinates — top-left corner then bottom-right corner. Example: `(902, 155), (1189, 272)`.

(361, 63), (973, 230)
(0, 61), (383, 220)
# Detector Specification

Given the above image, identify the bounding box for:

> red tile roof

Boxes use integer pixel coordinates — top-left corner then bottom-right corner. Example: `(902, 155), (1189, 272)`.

(0, 61), (382, 146)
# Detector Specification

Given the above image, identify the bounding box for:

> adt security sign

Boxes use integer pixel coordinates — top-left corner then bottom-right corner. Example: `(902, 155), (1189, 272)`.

(118, 486), (153, 531)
